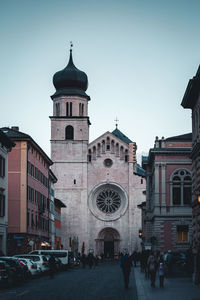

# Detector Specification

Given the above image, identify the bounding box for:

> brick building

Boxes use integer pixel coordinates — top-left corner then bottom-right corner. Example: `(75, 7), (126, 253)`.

(142, 134), (192, 252)
(1, 127), (52, 254)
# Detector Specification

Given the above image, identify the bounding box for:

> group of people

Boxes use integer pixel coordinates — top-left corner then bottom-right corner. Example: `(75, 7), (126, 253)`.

(120, 250), (173, 289)
(80, 253), (101, 269)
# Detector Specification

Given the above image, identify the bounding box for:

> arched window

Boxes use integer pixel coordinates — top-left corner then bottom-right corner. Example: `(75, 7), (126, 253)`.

(97, 143), (101, 156)
(125, 149), (128, 162)
(55, 103), (60, 116)
(82, 104), (84, 116)
(93, 146), (96, 160)
(66, 103), (69, 116)
(106, 137), (110, 151)
(65, 126), (74, 140)
(120, 146), (124, 159)
(70, 102), (72, 116)
(88, 149), (92, 162)
(102, 140), (105, 153)
(116, 143), (119, 156)
(79, 103), (81, 116)
(66, 102), (73, 116)
(111, 140), (115, 153)
(171, 169), (192, 206)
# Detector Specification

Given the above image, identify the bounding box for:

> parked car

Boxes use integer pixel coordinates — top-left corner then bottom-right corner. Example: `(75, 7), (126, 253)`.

(14, 254), (49, 273)
(16, 258), (39, 277)
(0, 257), (24, 286)
(0, 260), (8, 287)
(29, 250), (70, 269)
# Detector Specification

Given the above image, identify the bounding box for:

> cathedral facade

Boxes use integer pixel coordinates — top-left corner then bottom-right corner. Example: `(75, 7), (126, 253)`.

(50, 49), (145, 256)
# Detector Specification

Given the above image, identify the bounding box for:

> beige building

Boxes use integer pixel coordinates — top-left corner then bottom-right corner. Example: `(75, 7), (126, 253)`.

(50, 49), (146, 257)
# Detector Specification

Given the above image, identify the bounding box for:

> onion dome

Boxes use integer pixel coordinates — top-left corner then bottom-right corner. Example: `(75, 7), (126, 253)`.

(52, 49), (90, 99)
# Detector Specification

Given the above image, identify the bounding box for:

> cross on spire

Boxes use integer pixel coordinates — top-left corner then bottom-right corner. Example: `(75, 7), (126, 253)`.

(70, 41), (73, 51)
(114, 117), (119, 128)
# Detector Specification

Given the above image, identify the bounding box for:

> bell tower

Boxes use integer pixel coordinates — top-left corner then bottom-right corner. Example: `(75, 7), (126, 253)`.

(50, 46), (90, 248)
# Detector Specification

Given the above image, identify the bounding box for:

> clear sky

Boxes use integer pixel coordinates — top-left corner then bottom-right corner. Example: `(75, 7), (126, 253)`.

(1, 0), (199, 162)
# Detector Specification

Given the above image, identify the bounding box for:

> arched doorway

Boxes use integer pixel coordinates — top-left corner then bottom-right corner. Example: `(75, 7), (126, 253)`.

(96, 228), (120, 258)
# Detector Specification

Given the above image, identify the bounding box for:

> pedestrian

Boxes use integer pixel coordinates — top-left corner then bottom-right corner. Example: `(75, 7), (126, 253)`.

(132, 251), (137, 267)
(81, 253), (87, 268)
(166, 250), (173, 276)
(87, 253), (94, 269)
(120, 253), (132, 289)
(94, 255), (99, 267)
(147, 252), (157, 287)
(49, 254), (56, 279)
(158, 257), (165, 288)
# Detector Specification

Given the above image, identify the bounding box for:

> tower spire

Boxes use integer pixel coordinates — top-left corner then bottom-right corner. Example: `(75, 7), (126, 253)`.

(70, 41), (73, 52)
(68, 41), (74, 67)
(114, 117), (119, 129)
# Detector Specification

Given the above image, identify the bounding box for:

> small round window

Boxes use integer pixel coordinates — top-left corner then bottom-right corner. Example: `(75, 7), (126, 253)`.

(104, 159), (113, 168)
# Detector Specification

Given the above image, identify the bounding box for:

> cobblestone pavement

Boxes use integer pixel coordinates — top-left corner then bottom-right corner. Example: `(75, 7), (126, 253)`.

(133, 265), (200, 300)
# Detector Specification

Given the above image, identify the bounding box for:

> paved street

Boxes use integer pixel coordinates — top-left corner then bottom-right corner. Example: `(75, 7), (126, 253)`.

(134, 265), (200, 300)
(1, 261), (200, 300)
(0, 261), (137, 300)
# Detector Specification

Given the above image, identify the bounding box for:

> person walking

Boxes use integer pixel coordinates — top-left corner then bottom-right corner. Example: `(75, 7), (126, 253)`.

(81, 253), (87, 268)
(87, 253), (94, 269)
(49, 254), (56, 279)
(147, 252), (157, 287)
(120, 253), (132, 289)
(158, 257), (165, 288)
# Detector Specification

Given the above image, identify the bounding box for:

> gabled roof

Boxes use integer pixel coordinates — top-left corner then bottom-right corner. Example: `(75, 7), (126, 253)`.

(89, 130), (130, 149)
(112, 128), (133, 144)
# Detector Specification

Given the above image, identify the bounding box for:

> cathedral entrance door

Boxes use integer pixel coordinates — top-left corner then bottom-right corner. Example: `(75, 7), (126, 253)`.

(104, 241), (114, 259)
(96, 227), (120, 257)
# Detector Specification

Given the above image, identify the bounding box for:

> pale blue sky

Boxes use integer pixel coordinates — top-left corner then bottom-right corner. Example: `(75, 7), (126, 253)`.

(1, 0), (199, 161)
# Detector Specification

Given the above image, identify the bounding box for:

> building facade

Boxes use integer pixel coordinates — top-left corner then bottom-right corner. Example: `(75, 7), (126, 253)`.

(0, 130), (15, 255)
(181, 66), (200, 253)
(142, 134), (192, 252)
(50, 49), (146, 257)
(49, 170), (57, 249)
(1, 126), (53, 254)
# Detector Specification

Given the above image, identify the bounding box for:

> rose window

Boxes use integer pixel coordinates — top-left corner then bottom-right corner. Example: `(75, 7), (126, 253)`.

(96, 189), (121, 213)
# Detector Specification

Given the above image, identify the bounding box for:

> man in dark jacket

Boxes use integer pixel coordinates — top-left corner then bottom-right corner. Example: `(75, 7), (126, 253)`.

(120, 253), (132, 289)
